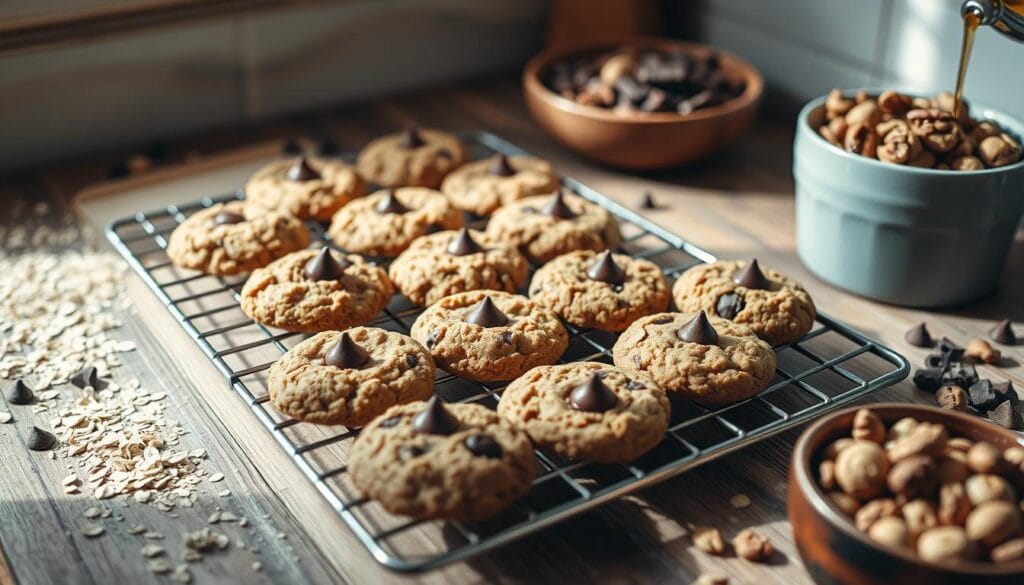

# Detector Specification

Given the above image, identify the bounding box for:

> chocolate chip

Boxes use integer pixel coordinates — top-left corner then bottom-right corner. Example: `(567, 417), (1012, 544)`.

(426, 330), (438, 348)
(375, 189), (410, 214)
(286, 156), (320, 181)
(936, 337), (965, 361)
(913, 367), (944, 392)
(211, 211), (245, 226)
(990, 319), (1017, 345)
(632, 353), (642, 368)
(677, 311), (719, 345)
(638, 191), (657, 209)
(732, 259), (770, 290)
(500, 330), (514, 344)
(716, 293), (744, 319)
(464, 434), (503, 459)
(987, 400), (1019, 430)
(968, 379), (1000, 410)
(324, 332), (370, 369)
(303, 247), (349, 281)
(651, 316), (673, 325)
(994, 381), (1018, 404)
(569, 373), (618, 413)
(27, 426), (56, 451)
(70, 366), (107, 391)
(541, 190), (578, 220)
(946, 363), (978, 388)
(585, 250), (626, 285)
(379, 416), (403, 428)
(398, 445), (426, 460)
(405, 354), (419, 368)
(612, 285), (625, 295)
(624, 379), (646, 390)
(6, 380), (34, 405)
(924, 353), (947, 369)
(282, 138), (303, 155)
(411, 396), (459, 435)
(488, 154), (516, 177)
(464, 296), (509, 328)
(398, 126), (425, 149)
(446, 228), (484, 256)
(905, 323), (934, 348)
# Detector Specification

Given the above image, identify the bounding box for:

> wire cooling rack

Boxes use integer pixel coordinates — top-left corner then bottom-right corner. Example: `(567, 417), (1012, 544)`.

(106, 131), (910, 572)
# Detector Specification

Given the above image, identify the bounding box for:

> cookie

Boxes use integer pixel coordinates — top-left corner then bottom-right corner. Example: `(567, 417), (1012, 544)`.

(484, 190), (621, 264)
(267, 328), (434, 427)
(327, 187), (464, 257)
(348, 398), (536, 521)
(440, 154), (559, 216)
(498, 362), (670, 462)
(245, 155), (367, 221)
(529, 250), (669, 332)
(356, 126), (468, 189)
(240, 247), (394, 333)
(672, 259), (816, 346)
(612, 311), (776, 405)
(409, 290), (568, 381)
(388, 228), (529, 306)
(166, 201), (311, 275)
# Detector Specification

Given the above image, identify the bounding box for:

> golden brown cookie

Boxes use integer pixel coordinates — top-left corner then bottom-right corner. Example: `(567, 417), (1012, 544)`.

(327, 187), (463, 257)
(245, 156), (367, 221)
(267, 328), (434, 427)
(348, 398), (536, 521)
(166, 201), (310, 276)
(529, 250), (669, 331)
(672, 259), (816, 346)
(484, 191), (621, 264)
(356, 127), (468, 188)
(240, 247), (393, 333)
(409, 290), (568, 381)
(388, 228), (528, 307)
(440, 154), (559, 216)
(498, 362), (670, 462)
(612, 311), (776, 405)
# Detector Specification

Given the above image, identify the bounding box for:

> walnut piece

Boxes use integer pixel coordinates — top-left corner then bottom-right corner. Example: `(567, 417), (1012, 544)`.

(733, 529), (773, 562)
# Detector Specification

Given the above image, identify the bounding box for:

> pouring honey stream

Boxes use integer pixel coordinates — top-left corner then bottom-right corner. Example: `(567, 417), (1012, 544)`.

(956, 0), (1024, 117)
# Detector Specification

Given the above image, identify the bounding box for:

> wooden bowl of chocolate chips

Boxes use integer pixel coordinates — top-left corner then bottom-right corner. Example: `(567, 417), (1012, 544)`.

(789, 403), (1024, 585)
(523, 37), (763, 170)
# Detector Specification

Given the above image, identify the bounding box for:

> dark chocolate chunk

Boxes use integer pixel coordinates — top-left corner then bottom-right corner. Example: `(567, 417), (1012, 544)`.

(212, 210), (245, 226)
(303, 247), (349, 281)
(324, 332), (370, 369)
(586, 250), (626, 285)
(464, 296), (509, 327)
(70, 366), (107, 391)
(990, 319), (1017, 345)
(317, 138), (339, 156)
(27, 426), (56, 451)
(924, 352), (947, 369)
(378, 416), (403, 428)
(676, 311), (719, 345)
(488, 154), (516, 177)
(282, 138), (303, 155)
(716, 293), (745, 319)
(6, 380), (34, 405)
(286, 156), (320, 181)
(987, 400), (1018, 429)
(500, 330), (514, 344)
(946, 363), (978, 388)
(541, 190), (577, 220)
(967, 379), (1000, 411)
(624, 379), (646, 390)
(936, 337), (965, 361)
(639, 191), (657, 209)
(569, 373), (619, 413)
(426, 330), (438, 348)
(411, 396), (459, 435)
(651, 316), (673, 325)
(446, 228), (484, 256)
(464, 434), (503, 459)
(732, 259), (770, 290)
(904, 323), (934, 348)
(398, 445), (426, 460)
(912, 368), (944, 392)
(405, 354), (418, 368)
(398, 126), (425, 149)
(994, 381), (1018, 405)
(375, 189), (409, 214)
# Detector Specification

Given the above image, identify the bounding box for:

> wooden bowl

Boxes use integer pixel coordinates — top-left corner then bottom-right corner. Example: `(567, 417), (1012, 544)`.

(522, 37), (763, 170)
(789, 404), (1024, 585)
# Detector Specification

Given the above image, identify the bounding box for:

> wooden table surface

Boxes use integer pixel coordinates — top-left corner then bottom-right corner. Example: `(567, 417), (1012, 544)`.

(1, 77), (1022, 585)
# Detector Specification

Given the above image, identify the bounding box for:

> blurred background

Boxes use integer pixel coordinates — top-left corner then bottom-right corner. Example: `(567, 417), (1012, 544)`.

(1, 0), (1020, 173)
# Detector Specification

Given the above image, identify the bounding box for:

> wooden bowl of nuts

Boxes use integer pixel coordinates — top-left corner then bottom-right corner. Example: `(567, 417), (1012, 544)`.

(522, 37), (763, 170)
(789, 403), (1024, 585)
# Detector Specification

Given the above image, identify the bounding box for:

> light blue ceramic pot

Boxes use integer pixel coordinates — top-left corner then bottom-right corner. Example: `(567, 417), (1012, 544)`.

(794, 92), (1024, 307)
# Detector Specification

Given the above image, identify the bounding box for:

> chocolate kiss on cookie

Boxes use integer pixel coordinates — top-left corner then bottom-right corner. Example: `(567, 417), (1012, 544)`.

(70, 365), (108, 391)
(6, 380), (34, 405)
(398, 126), (425, 149)
(732, 258), (770, 290)
(488, 154), (516, 177)
(570, 373), (618, 412)
(212, 210), (245, 226)
(677, 310), (719, 345)
(375, 190), (410, 214)
(464, 434), (503, 458)
(541, 190), (578, 220)
(464, 296), (509, 327)
(287, 156), (320, 181)
(324, 332), (370, 369)
(411, 396), (460, 435)
(446, 228), (484, 256)
(304, 247), (350, 281)
(905, 322), (934, 348)
(990, 319), (1016, 345)
(586, 250), (626, 285)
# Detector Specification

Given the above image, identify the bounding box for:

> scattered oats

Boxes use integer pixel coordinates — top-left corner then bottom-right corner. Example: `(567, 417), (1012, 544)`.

(143, 531), (164, 540)
(80, 524), (105, 537)
(38, 390), (59, 401)
(128, 524), (147, 535)
(140, 544), (165, 558)
(215, 533), (230, 550)
(114, 341), (137, 352)
(0, 411), (11, 424)
(238, 517), (248, 527)
(188, 448), (206, 459)
(147, 559), (172, 574)
(64, 484), (80, 494)
(252, 561), (262, 572)
(182, 550), (203, 563)
(183, 527), (229, 552)
(276, 532), (287, 540)
(729, 494), (751, 509)
(217, 489), (231, 498)
(219, 512), (238, 523)
(208, 473), (224, 483)
(83, 507), (101, 519)
(62, 474), (80, 486)
(208, 512), (221, 524)
(134, 491), (151, 504)
(171, 565), (192, 584)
